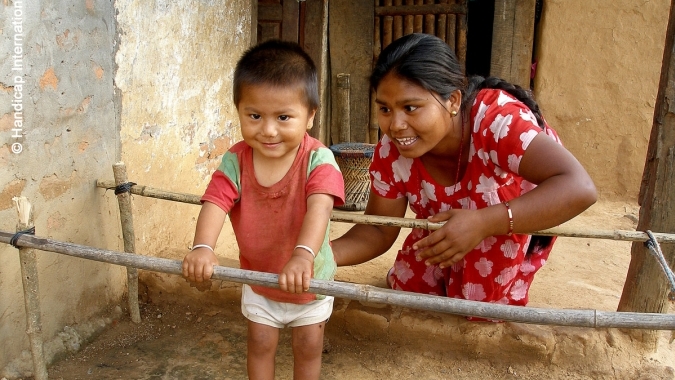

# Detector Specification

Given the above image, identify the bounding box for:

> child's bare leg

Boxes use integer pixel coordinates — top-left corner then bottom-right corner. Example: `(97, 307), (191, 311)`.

(247, 320), (280, 380)
(291, 321), (325, 380)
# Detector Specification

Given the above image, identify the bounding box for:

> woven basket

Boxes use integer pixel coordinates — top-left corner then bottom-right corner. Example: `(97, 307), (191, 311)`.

(329, 143), (375, 211)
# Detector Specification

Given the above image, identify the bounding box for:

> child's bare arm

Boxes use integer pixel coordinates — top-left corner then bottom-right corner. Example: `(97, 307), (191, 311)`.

(279, 193), (334, 294)
(182, 201), (226, 283)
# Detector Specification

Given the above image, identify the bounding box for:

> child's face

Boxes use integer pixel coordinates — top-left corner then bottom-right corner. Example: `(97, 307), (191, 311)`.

(237, 83), (316, 162)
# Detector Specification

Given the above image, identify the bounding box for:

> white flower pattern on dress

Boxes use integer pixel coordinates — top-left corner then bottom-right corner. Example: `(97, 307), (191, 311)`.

(497, 91), (516, 106)
(500, 240), (520, 259)
(422, 265), (442, 287)
(392, 156), (413, 183)
(394, 260), (414, 284)
(477, 236), (498, 253)
(509, 279), (528, 301)
(475, 257), (493, 277)
(494, 265), (519, 286)
(371, 171), (391, 196)
(463, 283), (487, 301)
(520, 260), (536, 275)
(476, 174), (498, 194)
(519, 130), (539, 150)
(519, 108), (538, 126)
(489, 113), (512, 142)
(474, 101), (489, 133)
(477, 148), (489, 166)
(508, 154), (521, 174)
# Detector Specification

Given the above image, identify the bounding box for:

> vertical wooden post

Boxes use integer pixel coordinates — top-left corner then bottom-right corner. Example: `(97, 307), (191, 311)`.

(618, 0), (675, 348)
(490, 0), (536, 88)
(112, 163), (142, 323)
(13, 196), (48, 380)
(413, 0), (423, 33)
(393, 0), (403, 40)
(336, 74), (351, 143)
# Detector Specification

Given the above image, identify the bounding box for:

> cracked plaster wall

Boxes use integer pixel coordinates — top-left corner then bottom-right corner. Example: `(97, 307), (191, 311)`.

(0, 0), (252, 377)
(0, 0), (125, 376)
(114, 0), (250, 256)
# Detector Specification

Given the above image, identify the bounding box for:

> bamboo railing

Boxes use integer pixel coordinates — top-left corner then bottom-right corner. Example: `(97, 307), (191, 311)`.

(95, 180), (675, 244)
(2, 230), (675, 330)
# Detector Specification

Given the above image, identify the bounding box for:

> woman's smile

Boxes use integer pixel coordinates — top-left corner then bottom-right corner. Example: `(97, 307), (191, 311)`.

(395, 136), (419, 146)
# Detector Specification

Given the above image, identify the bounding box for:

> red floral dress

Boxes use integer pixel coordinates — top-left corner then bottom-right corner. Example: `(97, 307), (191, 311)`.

(370, 89), (561, 307)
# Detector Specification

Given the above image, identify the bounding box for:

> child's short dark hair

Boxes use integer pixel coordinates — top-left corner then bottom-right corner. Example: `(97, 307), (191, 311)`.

(233, 39), (319, 111)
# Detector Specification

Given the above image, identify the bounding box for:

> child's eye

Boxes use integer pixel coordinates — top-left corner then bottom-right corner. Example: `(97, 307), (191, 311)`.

(278, 115), (290, 121)
(250, 114), (261, 120)
(378, 106), (390, 114)
(404, 105), (418, 112)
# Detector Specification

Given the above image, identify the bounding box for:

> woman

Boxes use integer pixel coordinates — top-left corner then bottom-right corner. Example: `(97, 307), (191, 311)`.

(332, 33), (596, 308)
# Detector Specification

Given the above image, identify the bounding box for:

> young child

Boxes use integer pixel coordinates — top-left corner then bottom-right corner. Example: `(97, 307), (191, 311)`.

(182, 39), (345, 379)
(332, 33), (596, 316)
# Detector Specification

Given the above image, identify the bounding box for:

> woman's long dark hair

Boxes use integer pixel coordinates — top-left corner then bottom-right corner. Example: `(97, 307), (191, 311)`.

(371, 33), (552, 255)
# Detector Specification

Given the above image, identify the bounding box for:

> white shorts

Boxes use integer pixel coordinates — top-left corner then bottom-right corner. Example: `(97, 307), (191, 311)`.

(241, 284), (334, 328)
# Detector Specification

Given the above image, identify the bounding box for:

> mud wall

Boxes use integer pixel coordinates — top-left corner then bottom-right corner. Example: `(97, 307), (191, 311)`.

(534, 0), (669, 201)
(0, 0), (124, 376)
(0, 0), (252, 377)
(115, 0), (250, 256)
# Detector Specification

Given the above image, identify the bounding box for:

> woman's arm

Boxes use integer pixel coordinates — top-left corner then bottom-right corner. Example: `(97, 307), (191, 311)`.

(501, 131), (597, 232)
(416, 132), (597, 267)
(332, 191), (409, 266)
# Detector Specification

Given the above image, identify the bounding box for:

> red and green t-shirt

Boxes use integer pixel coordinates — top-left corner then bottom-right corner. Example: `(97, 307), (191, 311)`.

(202, 133), (345, 304)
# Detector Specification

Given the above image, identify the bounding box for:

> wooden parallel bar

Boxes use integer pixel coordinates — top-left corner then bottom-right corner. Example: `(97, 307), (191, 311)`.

(2, 230), (675, 330)
(375, 3), (467, 16)
(95, 179), (675, 244)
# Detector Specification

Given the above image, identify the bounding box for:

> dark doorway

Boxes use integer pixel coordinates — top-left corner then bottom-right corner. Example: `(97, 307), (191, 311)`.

(465, 0), (494, 77)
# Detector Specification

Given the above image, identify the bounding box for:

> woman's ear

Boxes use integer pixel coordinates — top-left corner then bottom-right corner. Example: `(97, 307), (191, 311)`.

(448, 89), (462, 113)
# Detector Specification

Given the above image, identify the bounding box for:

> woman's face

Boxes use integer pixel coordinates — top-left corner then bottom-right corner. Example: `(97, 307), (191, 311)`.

(374, 72), (457, 159)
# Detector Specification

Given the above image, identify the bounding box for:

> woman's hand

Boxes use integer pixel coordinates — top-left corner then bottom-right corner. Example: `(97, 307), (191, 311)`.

(413, 208), (492, 268)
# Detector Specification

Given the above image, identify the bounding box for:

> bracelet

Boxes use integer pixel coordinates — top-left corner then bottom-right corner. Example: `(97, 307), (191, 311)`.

(503, 202), (514, 236)
(294, 244), (316, 258)
(191, 244), (214, 252)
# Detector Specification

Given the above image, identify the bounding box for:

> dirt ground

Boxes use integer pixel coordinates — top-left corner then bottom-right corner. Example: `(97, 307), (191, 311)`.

(45, 200), (675, 380)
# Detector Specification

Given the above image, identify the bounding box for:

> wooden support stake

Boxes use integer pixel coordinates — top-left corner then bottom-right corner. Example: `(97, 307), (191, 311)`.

(2, 231), (675, 331)
(13, 197), (48, 380)
(112, 162), (141, 323)
(618, 0), (675, 348)
(336, 74), (351, 143)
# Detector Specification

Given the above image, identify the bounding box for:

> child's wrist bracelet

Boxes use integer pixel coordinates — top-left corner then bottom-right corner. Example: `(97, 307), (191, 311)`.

(294, 244), (316, 258)
(191, 244), (214, 252)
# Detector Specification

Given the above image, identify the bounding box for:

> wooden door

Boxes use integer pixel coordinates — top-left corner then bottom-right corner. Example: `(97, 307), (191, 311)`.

(257, 0), (303, 43)
(369, 0), (468, 143)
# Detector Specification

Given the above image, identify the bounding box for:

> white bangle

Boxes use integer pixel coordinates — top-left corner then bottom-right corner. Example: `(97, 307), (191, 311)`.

(294, 244), (316, 258)
(191, 244), (214, 252)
